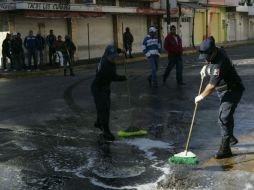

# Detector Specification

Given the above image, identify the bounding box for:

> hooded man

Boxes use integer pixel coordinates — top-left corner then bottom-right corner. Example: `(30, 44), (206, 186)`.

(91, 45), (127, 141)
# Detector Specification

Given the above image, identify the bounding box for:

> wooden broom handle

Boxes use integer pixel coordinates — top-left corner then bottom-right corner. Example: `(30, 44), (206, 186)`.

(184, 76), (204, 155)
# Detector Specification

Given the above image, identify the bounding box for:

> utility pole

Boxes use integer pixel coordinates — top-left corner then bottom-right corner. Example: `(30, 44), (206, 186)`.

(206, 0), (208, 39)
(166, 0), (171, 33)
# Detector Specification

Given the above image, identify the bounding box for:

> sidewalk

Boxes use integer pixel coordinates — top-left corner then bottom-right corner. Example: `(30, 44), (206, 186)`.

(1, 39), (254, 79)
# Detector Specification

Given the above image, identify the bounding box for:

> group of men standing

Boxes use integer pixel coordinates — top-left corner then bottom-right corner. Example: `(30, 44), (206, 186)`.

(2, 29), (76, 76)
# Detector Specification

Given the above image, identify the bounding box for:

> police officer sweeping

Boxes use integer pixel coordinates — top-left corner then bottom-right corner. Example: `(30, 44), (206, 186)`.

(196, 36), (245, 159)
(91, 45), (127, 141)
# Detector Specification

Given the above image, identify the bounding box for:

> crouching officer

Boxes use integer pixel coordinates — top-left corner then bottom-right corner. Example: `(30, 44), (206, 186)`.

(195, 36), (245, 159)
(91, 45), (127, 141)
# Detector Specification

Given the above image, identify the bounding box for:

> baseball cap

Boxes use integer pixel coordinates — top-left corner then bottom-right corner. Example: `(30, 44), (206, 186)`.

(199, 37), (216, 60)
(149, 26), (157, 33)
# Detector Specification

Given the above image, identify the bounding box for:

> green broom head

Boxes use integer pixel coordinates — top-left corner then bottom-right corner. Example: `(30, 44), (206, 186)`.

(169, 151), (199, 165)
(118, 126), (147, 138)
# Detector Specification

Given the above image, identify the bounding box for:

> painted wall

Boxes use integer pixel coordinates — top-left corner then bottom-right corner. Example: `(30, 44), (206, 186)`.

(249, 18), (254, 39)
(194, 10), (205, 45)
(119, 15), (147, 54)
(209, 7), (227, 43)
(227, 12), (236, 41)
(77, 15), (114, 60)
(13, 15), (68, 64)
(235, 13), (249, 41)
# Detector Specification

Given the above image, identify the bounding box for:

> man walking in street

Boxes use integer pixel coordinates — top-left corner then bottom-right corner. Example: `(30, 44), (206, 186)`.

(123, 27), (134, 58)
(142, 26), (161, 88)
(2, 33), (12, 71)
(163, 25), (185, 85)
(46, 29), (56, 66)
(195, 36), (245, 159)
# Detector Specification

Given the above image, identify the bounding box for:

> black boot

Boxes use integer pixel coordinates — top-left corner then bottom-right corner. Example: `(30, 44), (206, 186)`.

(64, 69), (67, 76)
(94, 121), (103, 131)
(70, 68), (75, 76)
(102, 126), (115, 141)
(147, 76), (152, 87)
(215, 138), (232, 159)
(162, 75), (167, 84)
(230, 135), (238, 146)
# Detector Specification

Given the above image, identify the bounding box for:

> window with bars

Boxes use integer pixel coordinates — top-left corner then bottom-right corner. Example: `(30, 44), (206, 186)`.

(95, 0), (114, 6)
(119, 0), (149, 8)
(181, 17), (191, 22)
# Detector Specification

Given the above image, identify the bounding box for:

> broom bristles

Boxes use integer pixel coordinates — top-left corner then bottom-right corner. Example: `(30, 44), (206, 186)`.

(117, 129), (147, 137)
(168, 151), (199, 165)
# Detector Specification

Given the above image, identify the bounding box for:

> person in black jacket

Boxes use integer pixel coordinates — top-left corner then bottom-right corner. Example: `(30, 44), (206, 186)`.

(62, 35), (76, 76)
(196, 36), (245, 159)
(91, 45), (127, 141)
(46, 29), (56, 66)
(123, 27), (134, 58)
(36, 33), (45, 67)
(11, 32), (23, 71)
(2, 33), (12, 71)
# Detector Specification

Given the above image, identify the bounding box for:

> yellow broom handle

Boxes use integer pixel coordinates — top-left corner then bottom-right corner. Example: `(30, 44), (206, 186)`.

(184, 76), (204, 155)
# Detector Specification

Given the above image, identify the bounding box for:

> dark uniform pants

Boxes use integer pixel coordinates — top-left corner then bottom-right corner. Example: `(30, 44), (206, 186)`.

(163, 55), (183, 84)
(91, 82), (111, 129)
(218, 90), (243, 141)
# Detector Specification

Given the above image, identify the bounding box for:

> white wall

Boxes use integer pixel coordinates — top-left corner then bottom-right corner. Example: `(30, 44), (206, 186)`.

(249, 18), (254, 39)
(121, 15), (147, 54)
(14, 16), (68, 64)
(14, 16), (67, 40)
(235, 13), (249, 41)
(77, 15), (114, 60)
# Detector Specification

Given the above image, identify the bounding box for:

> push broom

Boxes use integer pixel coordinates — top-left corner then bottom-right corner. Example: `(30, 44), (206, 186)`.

(117, 57), (147, 138)
(169, 76), (204, 165)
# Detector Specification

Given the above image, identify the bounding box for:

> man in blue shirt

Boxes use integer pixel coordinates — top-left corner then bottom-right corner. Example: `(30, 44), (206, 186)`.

(24, 30), (38, 71)
(142, 26), (161, 88)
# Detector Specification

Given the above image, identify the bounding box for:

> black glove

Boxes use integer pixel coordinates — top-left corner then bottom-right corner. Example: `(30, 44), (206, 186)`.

(117, 48), (126, 54)
(117, 48), (122, 54)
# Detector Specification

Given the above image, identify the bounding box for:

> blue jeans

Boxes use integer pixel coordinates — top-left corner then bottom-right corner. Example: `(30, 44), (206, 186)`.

(148, 55), (159, 83)
(163, 56), (183, 83)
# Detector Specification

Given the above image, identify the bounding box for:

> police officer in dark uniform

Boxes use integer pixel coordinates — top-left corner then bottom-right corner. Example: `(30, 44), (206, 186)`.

(195, 36), (245, 159)
(91, 45), (127, 141)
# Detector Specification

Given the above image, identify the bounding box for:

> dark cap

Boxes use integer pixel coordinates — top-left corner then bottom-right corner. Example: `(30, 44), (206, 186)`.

(103, 45), (119, 59)
(199, 36), (216, 60)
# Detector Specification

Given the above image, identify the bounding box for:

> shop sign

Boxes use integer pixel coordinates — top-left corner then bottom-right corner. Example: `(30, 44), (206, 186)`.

(0, 3), (15, 10)
(26, 2), (70, 11)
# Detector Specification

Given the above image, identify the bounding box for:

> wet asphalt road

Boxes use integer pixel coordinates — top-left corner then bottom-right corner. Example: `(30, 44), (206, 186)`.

(0, 45), (254, 190)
